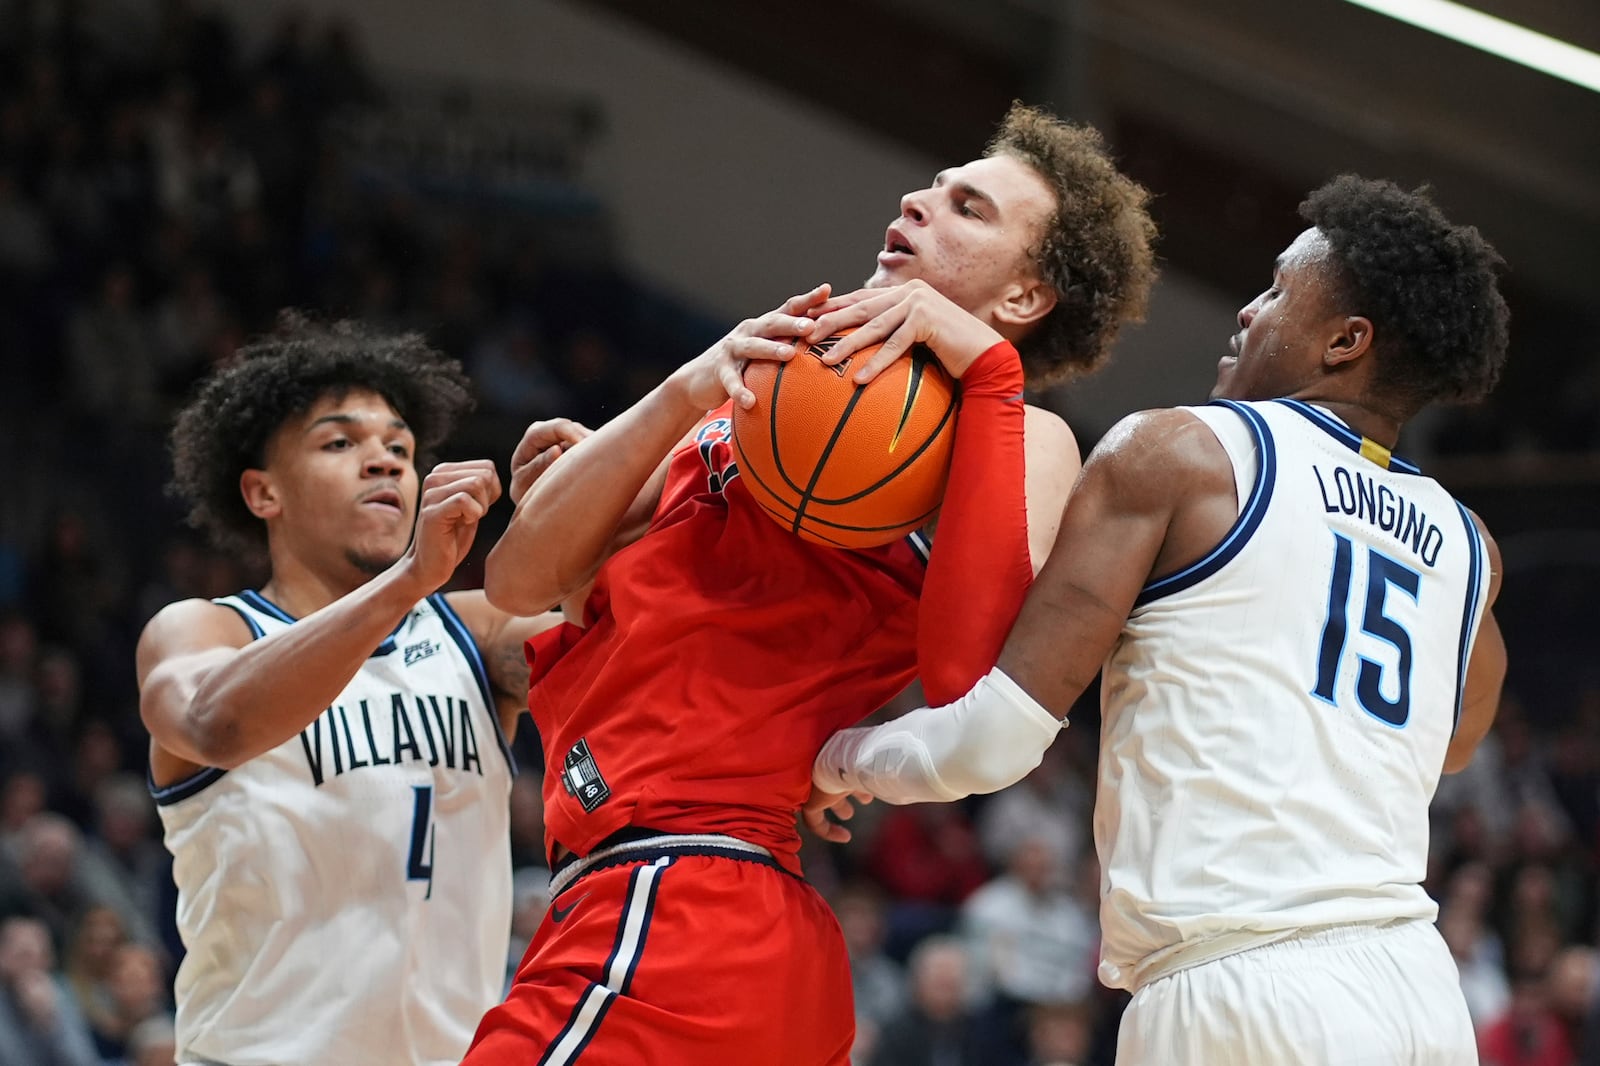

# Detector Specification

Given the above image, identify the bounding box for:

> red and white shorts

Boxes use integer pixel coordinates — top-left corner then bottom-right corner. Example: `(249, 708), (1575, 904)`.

(464, 834), (854, 1066)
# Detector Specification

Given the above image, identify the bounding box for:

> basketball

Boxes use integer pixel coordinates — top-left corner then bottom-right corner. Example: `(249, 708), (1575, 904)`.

(732, 331), (959, 549)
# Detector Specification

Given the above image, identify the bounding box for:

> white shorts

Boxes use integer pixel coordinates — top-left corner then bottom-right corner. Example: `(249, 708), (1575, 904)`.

(1116, 919), (1477, 1065)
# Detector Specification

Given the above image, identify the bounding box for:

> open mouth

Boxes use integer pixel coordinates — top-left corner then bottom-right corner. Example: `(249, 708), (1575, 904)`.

(361, 489), (404, 514)
(882, 226), (914, 257)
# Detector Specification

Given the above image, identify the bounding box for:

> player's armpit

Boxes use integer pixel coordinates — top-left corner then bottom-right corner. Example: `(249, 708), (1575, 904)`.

(446, 589), (568, 737)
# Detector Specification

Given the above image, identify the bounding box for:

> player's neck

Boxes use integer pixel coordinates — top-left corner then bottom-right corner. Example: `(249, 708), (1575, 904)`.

(1296, 397), (1402, 451)
(260, 551), (373, 619)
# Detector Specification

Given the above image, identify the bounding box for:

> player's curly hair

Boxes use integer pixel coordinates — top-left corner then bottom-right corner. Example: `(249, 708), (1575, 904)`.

(1300, 175), (1509, 413)
(168, 312), (474, 556)
(986, 103), (1159, 386)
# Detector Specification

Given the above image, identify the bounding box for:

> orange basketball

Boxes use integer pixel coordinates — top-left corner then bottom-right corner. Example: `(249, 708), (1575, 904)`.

(732, 331), (958, 549)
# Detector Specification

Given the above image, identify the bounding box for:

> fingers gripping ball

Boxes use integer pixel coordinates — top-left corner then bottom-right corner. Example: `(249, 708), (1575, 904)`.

(733, 331), (958, 549)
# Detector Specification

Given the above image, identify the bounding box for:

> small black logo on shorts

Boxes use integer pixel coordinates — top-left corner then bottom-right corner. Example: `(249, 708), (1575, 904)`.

(550, 891), (590, 923)
(560, 738), (611, 812)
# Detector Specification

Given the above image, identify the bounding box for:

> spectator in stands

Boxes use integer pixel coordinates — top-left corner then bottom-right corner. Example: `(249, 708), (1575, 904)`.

(0, 914), (100, 1066)
(867, 935), (986, 1066)
(974, 740), (1089, 882)
(87, 942), (168, 1062)
(63, 906), (127, 1045)
(961, 833), (1097, 1004)
(832, 879), (908, 1062)
(865, 803), (991, 960)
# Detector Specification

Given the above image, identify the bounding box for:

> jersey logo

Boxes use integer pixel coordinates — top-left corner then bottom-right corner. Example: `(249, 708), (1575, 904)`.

(550, 890), (590, 923)
(403, 639), (440, 666)
(560, 738), (611, 813)
(695, 417), (740, 496)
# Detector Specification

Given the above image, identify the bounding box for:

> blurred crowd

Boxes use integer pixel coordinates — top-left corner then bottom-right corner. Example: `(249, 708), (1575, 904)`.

(0, 2), (1597, 1065)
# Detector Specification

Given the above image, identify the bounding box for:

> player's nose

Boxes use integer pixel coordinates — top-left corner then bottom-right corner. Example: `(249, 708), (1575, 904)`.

(899, 188), (928, 223)
(363, 444), (404, 478)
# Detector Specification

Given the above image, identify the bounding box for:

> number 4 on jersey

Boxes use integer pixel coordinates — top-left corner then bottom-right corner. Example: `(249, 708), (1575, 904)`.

(1312, 532), (1420, 727)
(407, 785), (435, 899)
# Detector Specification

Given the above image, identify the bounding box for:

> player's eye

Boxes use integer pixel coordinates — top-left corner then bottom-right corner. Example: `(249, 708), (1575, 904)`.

(389, 443), (411, 459)
(324, 437), (351, 450)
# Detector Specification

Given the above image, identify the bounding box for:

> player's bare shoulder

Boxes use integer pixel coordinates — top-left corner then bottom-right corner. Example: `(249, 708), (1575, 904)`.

(135, 597), (257, 686)
(1090, 408), (1231, 498)
(1022, 403), (1077, 457)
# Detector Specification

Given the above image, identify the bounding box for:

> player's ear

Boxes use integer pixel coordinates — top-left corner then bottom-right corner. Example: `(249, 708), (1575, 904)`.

(1325, 315), (1373, 369)
(240, 469), (281, 521)
(994, 278), (1057, 331)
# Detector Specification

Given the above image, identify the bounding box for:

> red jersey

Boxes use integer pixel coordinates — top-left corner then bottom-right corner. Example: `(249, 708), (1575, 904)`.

(528, 404), (928, 874)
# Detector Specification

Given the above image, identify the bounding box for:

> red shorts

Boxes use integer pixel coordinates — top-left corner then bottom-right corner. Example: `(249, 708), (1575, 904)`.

(464, 843), (854, 1066)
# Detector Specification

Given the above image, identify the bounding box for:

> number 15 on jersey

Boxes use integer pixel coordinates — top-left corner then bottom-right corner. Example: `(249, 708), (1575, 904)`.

(1312, 532), (1422, 728)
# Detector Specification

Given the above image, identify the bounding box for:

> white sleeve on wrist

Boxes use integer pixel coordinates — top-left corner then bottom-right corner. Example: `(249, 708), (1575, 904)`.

(811, 666), (1064, 805)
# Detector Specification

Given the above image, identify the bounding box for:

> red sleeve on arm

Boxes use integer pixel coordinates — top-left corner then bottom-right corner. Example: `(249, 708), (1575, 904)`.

(918, 340), (1032, 705)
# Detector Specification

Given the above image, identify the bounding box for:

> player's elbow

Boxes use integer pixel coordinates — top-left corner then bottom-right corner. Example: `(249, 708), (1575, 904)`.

(141, 680), (248, 769)
(484, 541), (564, 616)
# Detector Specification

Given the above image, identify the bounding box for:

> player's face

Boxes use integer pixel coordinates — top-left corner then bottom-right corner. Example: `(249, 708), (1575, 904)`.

(868, 154), (1055, 320)
(257, 389), (420, 576)
(1213, 227), (1344, 402)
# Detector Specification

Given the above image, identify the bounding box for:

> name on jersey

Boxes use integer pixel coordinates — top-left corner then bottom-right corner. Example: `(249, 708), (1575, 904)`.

(297, 692), (483, 787)
(1312, 464), (1444, 566)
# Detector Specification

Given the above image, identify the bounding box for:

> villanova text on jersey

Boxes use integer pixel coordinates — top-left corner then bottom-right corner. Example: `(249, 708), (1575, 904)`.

(1312, 462), (1446, 567)
(298, 691), (485, 787)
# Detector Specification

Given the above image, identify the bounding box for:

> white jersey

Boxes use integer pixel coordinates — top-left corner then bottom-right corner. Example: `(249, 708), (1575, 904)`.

(153, 590), (515, 1066)
(1096, 399), (1491, 993)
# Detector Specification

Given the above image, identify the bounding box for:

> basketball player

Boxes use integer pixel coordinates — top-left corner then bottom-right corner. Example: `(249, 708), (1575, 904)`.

(463, 104), (1158, 1065)
(815, 176), (1509, 1064)
(134, 319), (561, 1066)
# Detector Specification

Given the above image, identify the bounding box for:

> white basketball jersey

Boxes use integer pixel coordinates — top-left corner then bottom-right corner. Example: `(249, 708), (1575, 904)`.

(153, 590), (515, 1066)
(1095, 400), (1491, 992)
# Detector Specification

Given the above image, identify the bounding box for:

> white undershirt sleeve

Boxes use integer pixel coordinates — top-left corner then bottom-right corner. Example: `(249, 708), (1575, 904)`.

(811, 666), (1065, 805)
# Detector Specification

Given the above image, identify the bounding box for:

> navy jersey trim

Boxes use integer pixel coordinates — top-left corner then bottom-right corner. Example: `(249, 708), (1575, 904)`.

(1275, 399), (1422, 475)
(430, 593), (517, 776)
(1451, 502), (1487, 736)
(216, 599), (266, 639)
(148, 764), (228, 805)
(1135, 401), (1276, 607)
(235, 589), (408, 656)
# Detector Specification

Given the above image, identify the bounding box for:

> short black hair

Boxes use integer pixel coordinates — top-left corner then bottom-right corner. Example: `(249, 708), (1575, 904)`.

(1300, 176), (1509, 413)
(169, 313), (474, 556)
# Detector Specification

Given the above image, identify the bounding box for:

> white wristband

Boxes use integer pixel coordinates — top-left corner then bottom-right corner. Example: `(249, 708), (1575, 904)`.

(812, 666), (1064, 805)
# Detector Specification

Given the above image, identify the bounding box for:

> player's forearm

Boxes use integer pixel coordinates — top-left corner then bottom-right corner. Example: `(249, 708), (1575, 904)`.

(154, 568), (432, 767)
(813, 666), (1063, 804)
(918, 341), (1032, 704)
(486, 378), (703, 614)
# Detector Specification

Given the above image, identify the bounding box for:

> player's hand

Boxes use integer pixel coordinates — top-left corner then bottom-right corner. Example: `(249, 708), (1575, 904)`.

(802, 784), (873, 844)
(807, 280), (1005, 384)
(510, 418), (592, 506)
(669, 284), (829, 411)
(402, 460), (502, 592)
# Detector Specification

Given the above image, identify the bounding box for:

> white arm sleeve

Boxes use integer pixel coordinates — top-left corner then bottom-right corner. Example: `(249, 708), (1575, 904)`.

(812, 666), (1064, 805)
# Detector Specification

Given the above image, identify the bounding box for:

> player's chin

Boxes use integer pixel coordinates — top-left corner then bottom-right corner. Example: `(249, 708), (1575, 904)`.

(863, 265), (900, 289)
(346, 543), (406, 577)
(1209, 358), (1239, 401)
